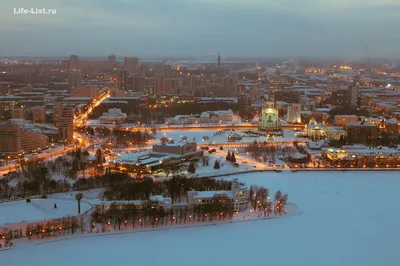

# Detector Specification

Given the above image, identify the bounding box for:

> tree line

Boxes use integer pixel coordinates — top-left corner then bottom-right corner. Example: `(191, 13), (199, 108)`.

(91, 194), (235, 233)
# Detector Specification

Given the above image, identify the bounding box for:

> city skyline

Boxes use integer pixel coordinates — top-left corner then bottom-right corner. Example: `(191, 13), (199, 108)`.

(1, 0), (400, 58)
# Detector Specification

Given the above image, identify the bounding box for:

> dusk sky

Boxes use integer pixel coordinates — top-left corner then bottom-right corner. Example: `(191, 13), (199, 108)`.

(0, 0), (399, 58)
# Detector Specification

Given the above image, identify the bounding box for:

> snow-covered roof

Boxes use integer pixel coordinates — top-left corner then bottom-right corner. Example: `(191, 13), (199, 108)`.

(192, 190), (233, 199)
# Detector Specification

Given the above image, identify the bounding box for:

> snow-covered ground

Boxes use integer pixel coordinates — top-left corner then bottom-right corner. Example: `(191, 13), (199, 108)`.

(2, 171), (400, 266)
(0, 198), (92, 226)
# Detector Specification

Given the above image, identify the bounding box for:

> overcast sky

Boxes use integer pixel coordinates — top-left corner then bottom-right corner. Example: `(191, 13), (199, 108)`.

(0, 0), (399, 58)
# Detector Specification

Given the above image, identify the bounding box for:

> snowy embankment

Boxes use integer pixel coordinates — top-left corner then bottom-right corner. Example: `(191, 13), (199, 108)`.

(3, 171), (400, 266)
(0, 198), (93, 226)
(32, 202), (301, 245)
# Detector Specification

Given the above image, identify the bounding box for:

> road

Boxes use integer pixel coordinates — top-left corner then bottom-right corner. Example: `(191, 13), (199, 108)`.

(74, 91), (110, 128)
(0, 91), (110, 178)
(91, 123), (305, 132)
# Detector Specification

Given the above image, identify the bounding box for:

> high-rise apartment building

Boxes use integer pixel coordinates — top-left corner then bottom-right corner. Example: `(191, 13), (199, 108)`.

(133, 73), (145, 93)
(118, 69), (129, 91)
(57, 105), (74, 143)
(68, 70), (82, 90)
(154, 74), (165, 95)
(108, 54), (116, 64)
(348, 74), (362, 109)
(287, 104), (302, 124)
(69, 55), (80, 71)
(124, 57), (140, 73)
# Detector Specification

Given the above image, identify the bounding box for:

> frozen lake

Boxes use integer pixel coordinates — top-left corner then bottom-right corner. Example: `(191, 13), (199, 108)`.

(2, 171), (400, 266)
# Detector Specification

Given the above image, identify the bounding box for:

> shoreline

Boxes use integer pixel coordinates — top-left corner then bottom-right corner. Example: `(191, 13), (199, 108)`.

(197, 168), (400, 179)
(29, 203), (301, 246)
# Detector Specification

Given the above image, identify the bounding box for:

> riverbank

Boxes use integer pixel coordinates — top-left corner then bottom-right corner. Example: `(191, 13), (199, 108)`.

(24, 203), (300, 246)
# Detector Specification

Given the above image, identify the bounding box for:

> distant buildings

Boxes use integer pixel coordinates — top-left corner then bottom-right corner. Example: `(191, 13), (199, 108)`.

(322, 148), (400, 167)
(118, 69), (129, 91)
(344, 122), (379, 144)
(325, 127), (347, 140)
(133, 73), (145, 93)
(31, 106), (46, 124)
(200, 110), (234, 123)
(68, 70), (82, 90)
(11, 107), (26, 119)
(152, 141), (197, 155)
(124, 57), (140, 73)
(108, 54), (116, 65)
(334, 115), (358, 126)
(71, 85), (102, 98)
(305, 118), (326, 140)
(99, 108), (127, 124)
(348, 75), (362, 109)
(287, 104), (301, 124)
(69, 55), (80, 71)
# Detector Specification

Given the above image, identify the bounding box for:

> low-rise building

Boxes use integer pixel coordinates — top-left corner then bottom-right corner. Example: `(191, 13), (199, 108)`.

(152, 141), (197, 155)
(344, 122), (379, 144)
(99, 108), (127, 124)
(187, 178), (248, 212)
(322, 148), (400, 167)
(200, 109), (234, 123)
(334, 115), (358, 126)
(325, 126), (347, 140)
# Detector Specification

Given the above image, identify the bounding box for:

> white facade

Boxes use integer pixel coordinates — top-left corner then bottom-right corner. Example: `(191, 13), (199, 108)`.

(187, 178), (248, 212)
(200, 110), (234, 123)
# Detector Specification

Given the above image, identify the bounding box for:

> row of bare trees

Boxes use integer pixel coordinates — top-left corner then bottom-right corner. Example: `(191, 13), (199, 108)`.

(0, 216), (83, 241)
(91, 194), (234, 232)
(249, 185), (288, 216)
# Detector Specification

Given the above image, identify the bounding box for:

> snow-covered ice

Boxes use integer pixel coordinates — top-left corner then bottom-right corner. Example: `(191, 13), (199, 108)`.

(2, 171), (400, 266)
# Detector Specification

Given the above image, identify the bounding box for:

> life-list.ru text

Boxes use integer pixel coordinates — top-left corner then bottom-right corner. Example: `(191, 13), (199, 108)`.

(14, 8), (57, 15)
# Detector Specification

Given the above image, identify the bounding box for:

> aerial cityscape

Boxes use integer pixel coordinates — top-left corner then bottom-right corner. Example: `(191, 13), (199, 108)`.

(1, 1), (400, 266)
